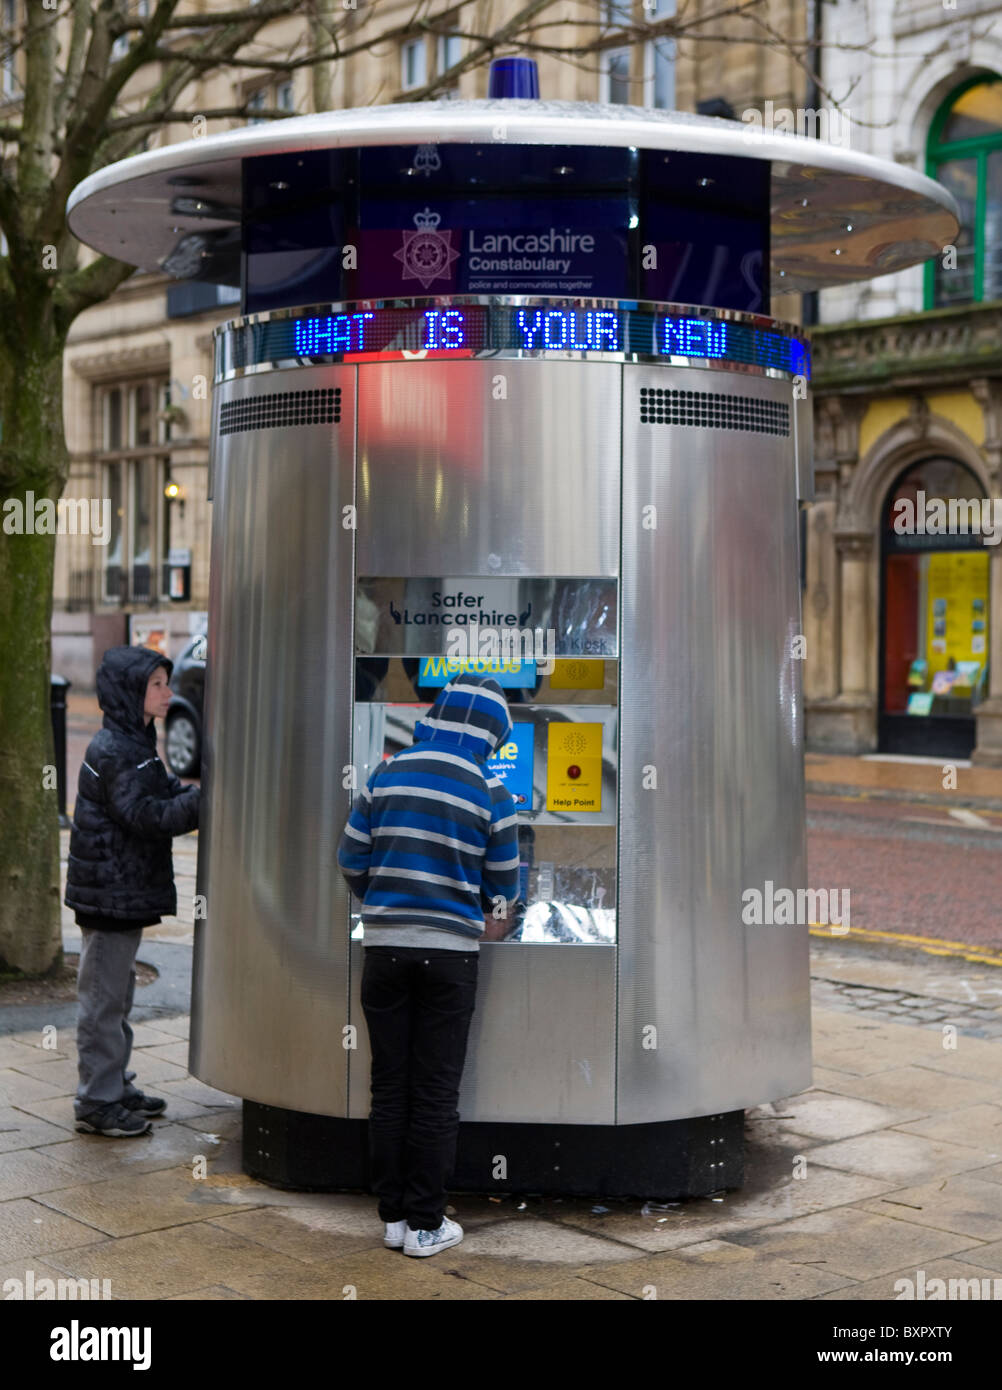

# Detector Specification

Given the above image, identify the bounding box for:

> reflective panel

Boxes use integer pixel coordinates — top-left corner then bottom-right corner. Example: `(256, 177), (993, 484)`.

(356, 577), (618, 656)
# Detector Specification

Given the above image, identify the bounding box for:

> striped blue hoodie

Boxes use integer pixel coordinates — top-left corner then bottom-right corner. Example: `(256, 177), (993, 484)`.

(337, 676), (520, 943)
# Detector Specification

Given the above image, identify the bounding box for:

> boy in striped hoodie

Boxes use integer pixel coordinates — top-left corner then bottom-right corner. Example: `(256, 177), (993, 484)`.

(337, 674), (519, 1257)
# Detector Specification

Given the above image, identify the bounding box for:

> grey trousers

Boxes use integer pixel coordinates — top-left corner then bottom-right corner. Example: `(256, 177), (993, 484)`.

(75, 927), (143, 1116)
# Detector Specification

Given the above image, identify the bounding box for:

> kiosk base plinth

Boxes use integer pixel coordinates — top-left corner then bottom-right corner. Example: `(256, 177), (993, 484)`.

(242, 1102), (743, 1199)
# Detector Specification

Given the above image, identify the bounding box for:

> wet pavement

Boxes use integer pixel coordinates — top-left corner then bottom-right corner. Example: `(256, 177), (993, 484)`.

(2, 929), (1002, 1300)
(4, 696), (995, 1298)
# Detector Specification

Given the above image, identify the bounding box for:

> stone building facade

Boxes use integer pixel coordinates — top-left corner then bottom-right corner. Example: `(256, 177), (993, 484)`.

(33, 0), (809, 688)
(807, 2), (1002, 763)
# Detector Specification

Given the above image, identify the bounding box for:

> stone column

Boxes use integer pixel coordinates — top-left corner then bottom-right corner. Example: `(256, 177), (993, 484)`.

(805, 395), (874, 751)
(971, 378), (1002, 764)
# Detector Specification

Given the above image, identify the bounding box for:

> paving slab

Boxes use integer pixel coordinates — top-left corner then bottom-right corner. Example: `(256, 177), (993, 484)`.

(153, 1077), (239, 1109)
(148, 1016), (190, 1039)
(549, 1167), (898, 1252)
(769, 1091), (923, 1140)
(137, 1041), (192, 1069)
(816, 1065), (1001, 1113)
(206, 1204), (391, 1262)
(807, 1130), (997, 1185)
(404, 1215), (640, 1294)
(950, 1238), (1002, 1274)
(0, 1107), (70, 1155)
(574, 1238), (856, 1300)
(818, 1255), (1002, 1301)
(41, 1221), (311, 1300)
(502, 1276), (637, 1299)
(230, 1247), (504, 1300)
(0, 1149), (83, 1201)
(165, 1284), (250, 1300)
(33, 1165), (261, 1238)
(0, 1069), (69, 1108)
(724, 1205), (981, 1279)
(0, 1037), (60, 1068)
(0, 1197), (107, 1261)
(33, 1123), (223, 1182)
(893, 1103), (1002, 1153)
(862, 1171), (1002, 1242)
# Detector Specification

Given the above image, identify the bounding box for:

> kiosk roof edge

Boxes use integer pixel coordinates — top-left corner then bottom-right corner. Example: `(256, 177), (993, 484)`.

(65, 99), (959, 294)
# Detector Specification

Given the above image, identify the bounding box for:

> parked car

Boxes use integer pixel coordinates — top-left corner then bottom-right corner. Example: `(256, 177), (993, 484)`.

(165, 634), (206, 777)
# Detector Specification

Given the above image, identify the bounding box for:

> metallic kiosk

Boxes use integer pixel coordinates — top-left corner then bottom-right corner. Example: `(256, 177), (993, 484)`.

(67, 68), (957, 1196)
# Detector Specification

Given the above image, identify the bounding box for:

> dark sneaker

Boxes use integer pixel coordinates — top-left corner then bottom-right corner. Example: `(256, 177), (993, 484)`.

(75, 1103), (152, 1137)
(121, 1091), (167, 1118)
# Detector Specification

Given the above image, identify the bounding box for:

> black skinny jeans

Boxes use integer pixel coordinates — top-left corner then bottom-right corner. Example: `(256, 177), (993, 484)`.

(360, 946), (479, 1230)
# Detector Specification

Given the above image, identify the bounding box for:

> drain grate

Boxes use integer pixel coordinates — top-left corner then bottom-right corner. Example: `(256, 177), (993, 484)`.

(639, 387), (789, 435)
(220, 387), (341, 435)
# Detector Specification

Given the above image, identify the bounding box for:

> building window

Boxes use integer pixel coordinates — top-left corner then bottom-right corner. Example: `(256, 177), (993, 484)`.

(98, 379), (171, 605)
(438, 33), (462, 74)
(600, 1), (633, 105)
(436, 32), (462, 96)
(927, 74), (1002, 308)
(247, 88), (268, 125)
(645, 0), (676, 110)
(401, 37), (427, 92)
(246, 79), (295, 124)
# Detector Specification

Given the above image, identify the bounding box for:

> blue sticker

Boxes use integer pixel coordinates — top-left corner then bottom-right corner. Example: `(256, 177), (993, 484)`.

(486, 722), (535, 809)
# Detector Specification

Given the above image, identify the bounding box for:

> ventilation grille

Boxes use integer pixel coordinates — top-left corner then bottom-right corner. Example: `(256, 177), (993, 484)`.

(220, 388), (342, 435)
(639, 387), (789, 436)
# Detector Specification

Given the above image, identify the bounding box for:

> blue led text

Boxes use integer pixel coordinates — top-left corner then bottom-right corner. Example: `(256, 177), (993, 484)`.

(295, 312), (374, 355)
(517, 308), (619, 352)
(659, 317), (728, 359)
(423, 309), (466, 349)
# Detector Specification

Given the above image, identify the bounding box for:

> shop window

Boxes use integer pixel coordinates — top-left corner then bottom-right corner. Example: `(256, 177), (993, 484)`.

(927, 74), (1002, 308)
(881, 458), (990, 725)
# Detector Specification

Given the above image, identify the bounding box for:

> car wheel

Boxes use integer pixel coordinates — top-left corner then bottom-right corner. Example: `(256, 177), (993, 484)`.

(165, 711), (201, 777)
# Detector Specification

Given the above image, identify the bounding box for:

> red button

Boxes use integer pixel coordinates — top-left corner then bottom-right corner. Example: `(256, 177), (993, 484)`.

(567, 765), (581, 779)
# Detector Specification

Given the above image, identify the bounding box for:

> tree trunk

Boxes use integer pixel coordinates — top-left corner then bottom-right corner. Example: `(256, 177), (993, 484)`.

(0, 333), (69, 974)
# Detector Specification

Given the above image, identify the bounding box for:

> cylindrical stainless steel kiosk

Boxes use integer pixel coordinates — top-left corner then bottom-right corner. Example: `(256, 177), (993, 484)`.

(67, 95), (957, 1197)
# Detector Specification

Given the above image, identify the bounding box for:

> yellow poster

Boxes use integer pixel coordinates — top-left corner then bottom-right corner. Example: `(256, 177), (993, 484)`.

(546, 723), (602, 812)
(925, 551), (989, 679)
(549, 659), (605, 690)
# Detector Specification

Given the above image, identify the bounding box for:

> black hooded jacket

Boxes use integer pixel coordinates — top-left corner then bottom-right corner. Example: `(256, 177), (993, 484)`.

(64, 646), (200, 926)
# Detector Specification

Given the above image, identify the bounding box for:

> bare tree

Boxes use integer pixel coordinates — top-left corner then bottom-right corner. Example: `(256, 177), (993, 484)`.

(0, 0), (849, 973)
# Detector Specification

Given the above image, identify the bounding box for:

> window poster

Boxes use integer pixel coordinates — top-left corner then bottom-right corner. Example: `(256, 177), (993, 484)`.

(924, 550), (989, 689)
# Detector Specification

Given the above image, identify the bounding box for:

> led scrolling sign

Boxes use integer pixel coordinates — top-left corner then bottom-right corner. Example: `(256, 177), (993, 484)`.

(223, 305), (811, 378)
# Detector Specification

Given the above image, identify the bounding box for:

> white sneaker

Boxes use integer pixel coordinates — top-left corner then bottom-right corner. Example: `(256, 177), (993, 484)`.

(403, 1216), (464, 1258)
(384, 1220), (407, 1249)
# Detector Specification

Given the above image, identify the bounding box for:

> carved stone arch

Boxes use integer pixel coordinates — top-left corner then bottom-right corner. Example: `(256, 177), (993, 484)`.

(844, 413), (990, 534)
(892, 52), (1002, 165)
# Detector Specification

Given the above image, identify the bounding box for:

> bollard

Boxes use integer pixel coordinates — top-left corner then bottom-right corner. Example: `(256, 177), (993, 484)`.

(50, 674), (71, 827)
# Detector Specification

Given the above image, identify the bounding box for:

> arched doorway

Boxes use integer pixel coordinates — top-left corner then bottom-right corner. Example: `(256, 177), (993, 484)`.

(879, 457), (992, 756)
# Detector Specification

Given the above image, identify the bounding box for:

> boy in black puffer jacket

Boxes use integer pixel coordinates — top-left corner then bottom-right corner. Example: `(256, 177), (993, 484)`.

(65, 646), (200, 1136)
